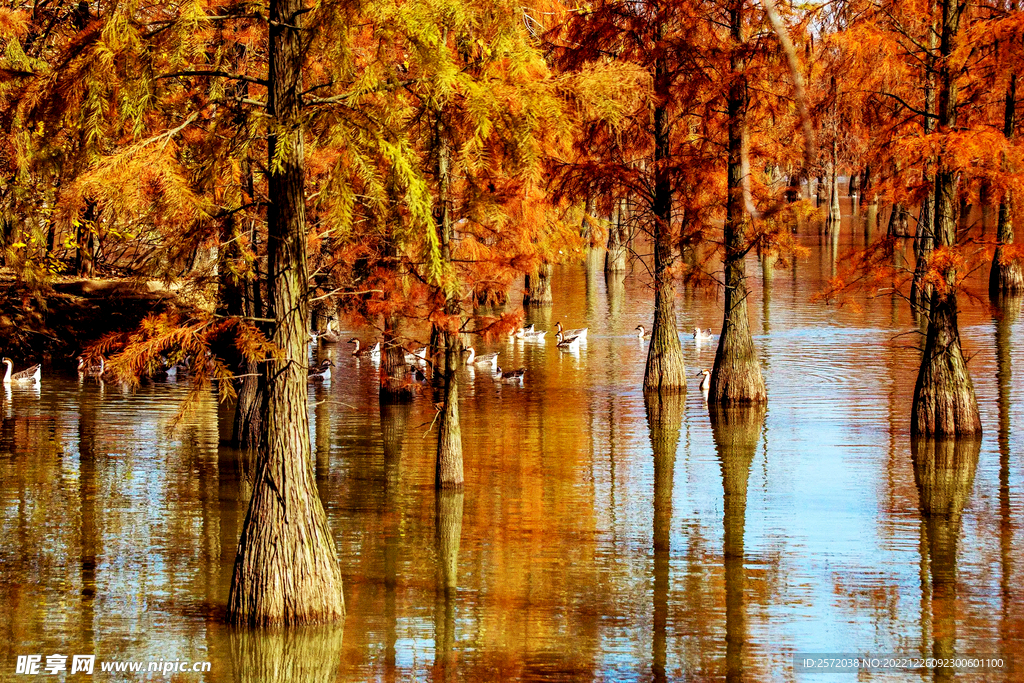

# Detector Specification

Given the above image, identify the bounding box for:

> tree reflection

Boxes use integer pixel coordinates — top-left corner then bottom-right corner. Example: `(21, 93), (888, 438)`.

(433, 489), (463, 682)
(606, 270), (625, 322)
(380, 402), (409, 682)
(78, 390), (100, 652)
(912, 437), (980, 683)
(230, 625), (344, 682)
(313, 382), (331, 483)
(644, 391), (683, 683)
(993, 295), (1018, 645)
(710, 403), (765, 683)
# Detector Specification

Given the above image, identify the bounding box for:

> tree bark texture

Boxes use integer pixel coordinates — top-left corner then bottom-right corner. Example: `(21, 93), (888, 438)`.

(227, 0), (345, 626)
(643, 25), (687, 394)
(888, 203), (910, 238)
(523, 262), (553, 306)
(912, 0), (981, 438)
(912, 0), (939, 318)
(711, 0), (766, 405)
(990, 72), (1022, 295)
(433, 125), (464, 490)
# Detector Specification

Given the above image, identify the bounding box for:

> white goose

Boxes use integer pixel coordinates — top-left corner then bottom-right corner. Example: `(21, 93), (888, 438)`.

(693, 327), (714, 341)
(464, 346), (499, 368)
(555, 321), (588, 341)
(555, 331), (581, 351)
(697, 369), (712, 394)
(3, 358), (40, 384)
(516, 327), (546, 341)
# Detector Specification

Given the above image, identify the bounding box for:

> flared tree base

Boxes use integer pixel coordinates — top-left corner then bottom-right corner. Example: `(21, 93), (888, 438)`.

(911, 294), (982, 438)
(989, 249), (1024, 298)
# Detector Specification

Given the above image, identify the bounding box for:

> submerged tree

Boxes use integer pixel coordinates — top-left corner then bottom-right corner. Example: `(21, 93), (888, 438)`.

(227, 0), (345, 625)
(911, 0), (981, 438)
(709, 0), (767, 405)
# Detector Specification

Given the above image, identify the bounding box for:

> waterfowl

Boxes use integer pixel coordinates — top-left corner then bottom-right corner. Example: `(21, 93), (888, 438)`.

(149, 356), (182, 379)
(308, 359), (334, 381)
(77, 356), (104, 377)
(697, 368), (712, 393)
(3, 358), (41, 384)
(516, 327), (546, 341)
(348, 338), (380, 358)
(464, 346), (499, 368)
(635, 325), (650, 339)
(555, 321), (588, 341)
(693, 327), (714, 341)
(494, 366), (526, 383)
(404, 346), (429, 363)
(555, 332), (581, 351)
(318, 322), (341, 344)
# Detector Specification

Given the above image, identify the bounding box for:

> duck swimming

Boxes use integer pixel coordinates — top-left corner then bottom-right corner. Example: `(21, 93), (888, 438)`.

(464, 346), (499, 367)
(555, 321), (588, 341)
(697, 368), (711, 394)
(693, 328), (714, 341)
(516, 327), (546, 341)
(635, 325), (650, 339)
(348, 338), (380, 358)
(308, 359), (334, 381)
(3, 358), (40, 384)
(493, 366), (526, 383)
(555, 332), (581, 351)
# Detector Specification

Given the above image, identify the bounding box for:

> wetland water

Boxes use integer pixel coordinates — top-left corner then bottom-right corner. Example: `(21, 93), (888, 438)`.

(1, 211), (1022, 681)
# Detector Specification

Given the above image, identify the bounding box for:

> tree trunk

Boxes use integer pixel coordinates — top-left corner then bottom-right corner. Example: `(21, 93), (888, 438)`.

(643, 22), (687, 393)
(710, 0), (765, 405)
(888, 195), (910, 238)
(234, 196), (266, 453)
(990, 72), (1022, 296)
(605, 197), (628, 273)
(76, 200), (98, 277)
(824, 144), (841, 238)
(523, 262), (553, 305)
(912, 0), (981, 438)
(913, 19), (937, 318)
(380, 181), (415, 403)
(227, 0), (345, 626)
(433, 122), (463, 490)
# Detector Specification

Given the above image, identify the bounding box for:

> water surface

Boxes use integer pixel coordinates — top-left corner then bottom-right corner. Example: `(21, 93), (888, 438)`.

(1, 210), (1022, 681)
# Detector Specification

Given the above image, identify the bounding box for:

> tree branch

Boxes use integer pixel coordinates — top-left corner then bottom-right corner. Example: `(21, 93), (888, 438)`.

(159, 70), (268, 87)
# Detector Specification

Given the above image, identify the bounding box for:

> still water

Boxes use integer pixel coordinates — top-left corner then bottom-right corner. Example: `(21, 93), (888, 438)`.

(1, 211), (1022, 681)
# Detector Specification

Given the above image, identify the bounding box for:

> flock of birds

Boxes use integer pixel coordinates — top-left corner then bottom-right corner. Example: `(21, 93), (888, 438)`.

(0, 322), (718, 393)
(311, 320), (718, 393)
